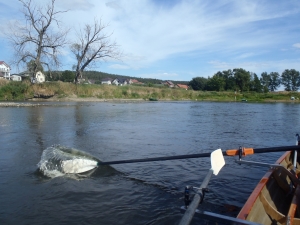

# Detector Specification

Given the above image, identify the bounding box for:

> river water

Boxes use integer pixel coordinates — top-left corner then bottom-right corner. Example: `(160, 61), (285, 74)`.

(0, 101), (299, 225)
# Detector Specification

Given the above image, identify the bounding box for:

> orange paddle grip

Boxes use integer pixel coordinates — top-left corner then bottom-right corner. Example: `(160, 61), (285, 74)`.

(226, 148), (254, 156)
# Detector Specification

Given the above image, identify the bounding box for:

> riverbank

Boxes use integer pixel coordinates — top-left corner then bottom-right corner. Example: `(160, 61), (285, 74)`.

(0, 80), (299, 103)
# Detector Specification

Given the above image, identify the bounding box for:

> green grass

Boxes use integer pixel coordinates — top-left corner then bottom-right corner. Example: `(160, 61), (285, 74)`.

(0, 80), (299, 102)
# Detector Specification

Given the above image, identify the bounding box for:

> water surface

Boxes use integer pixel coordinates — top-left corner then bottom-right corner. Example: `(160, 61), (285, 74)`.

(0, 101), (299, 224)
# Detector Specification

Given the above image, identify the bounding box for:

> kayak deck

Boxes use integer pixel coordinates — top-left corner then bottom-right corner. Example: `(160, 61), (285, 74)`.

(237, 151), (300, 224)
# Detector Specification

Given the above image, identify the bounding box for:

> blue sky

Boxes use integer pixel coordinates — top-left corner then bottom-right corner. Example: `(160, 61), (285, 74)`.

(0, 0), (300, 82)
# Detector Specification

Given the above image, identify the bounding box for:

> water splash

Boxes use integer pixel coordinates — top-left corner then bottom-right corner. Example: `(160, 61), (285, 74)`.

(37, 145), (99, 178)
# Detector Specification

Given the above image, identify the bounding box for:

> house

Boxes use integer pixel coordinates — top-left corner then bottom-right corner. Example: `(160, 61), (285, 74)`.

(111, 78), (130, 86)
(11, 74), (22, 81)
(118, 78), (128, 86)
(177, 84), (189, 90)
(0, 61), (11, 80)
(101, 77), (113, 85)
(130, 79), (144, 85)
(112, 78), (119, 85)
(163, 80), (174, 88)
(31, 71), (45, 83)
(19, 71), (31, 79)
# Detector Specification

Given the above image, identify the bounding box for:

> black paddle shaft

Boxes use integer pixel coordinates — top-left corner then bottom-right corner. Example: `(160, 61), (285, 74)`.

(97, 145), (300, 166)
(98, 152), (211, 165)
(252, 145), (300, 154)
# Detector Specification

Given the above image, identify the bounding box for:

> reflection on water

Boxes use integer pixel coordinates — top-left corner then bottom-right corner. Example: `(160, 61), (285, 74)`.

(0, 101), (299, 224)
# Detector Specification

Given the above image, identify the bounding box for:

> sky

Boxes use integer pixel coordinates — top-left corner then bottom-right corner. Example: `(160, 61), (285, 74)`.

(0, 0), (300, 82)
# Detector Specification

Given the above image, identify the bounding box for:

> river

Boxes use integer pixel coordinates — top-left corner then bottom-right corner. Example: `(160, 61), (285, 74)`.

(0, 101), (299, 225)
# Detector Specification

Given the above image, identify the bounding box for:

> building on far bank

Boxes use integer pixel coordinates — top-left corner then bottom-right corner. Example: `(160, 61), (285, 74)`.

(0, 61), (11, 80)
(11, 74), (22, 81)
(101, 77), (113, 85)
(176, 84), (189, 90)
(31, 71), (45, 83)
(163, 80), (175, 88)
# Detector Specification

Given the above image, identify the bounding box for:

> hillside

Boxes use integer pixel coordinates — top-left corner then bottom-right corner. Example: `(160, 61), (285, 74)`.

(46, 70), (189, 85)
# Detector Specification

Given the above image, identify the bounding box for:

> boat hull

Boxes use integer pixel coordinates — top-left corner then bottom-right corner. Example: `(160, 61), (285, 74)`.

(238, 151), (300, 225)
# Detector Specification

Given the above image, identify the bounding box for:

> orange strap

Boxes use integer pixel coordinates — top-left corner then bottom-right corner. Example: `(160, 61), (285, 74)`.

(226, 147), (254, 156)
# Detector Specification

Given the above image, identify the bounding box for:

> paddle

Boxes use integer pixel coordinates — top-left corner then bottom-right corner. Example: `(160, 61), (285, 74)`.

(178, 149), (225, 225)
(61, 145), (300, 174)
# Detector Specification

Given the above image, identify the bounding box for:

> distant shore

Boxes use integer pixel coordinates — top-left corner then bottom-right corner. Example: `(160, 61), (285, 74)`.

(0, 95), (297, 107)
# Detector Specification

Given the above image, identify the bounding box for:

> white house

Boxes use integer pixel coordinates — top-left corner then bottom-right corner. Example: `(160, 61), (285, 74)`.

(112, 78), (119, 85)
(101, 77), (113, 85)
(11, 74), (22, 81)
(112, 78), (129, 86)
(0, 61), (11, 80)
(31, 71), (45, 83)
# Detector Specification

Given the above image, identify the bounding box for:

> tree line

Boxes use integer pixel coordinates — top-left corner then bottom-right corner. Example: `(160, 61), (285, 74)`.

(189, 68), (300, 92)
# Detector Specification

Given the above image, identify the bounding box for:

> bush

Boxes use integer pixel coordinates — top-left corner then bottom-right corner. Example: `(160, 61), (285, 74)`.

(61, 70), (75, 82)
(0, 81), (29, 100)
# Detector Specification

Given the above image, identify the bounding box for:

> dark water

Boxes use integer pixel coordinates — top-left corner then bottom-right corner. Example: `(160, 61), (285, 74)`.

(0, 101), (299, 225)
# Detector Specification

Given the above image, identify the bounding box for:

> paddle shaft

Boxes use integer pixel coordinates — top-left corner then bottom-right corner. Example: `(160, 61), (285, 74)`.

(179, 169), (213, 225)
(98, 152), (211, 165)
(251, 145), (300, 154)
(97, 145), (300, 166)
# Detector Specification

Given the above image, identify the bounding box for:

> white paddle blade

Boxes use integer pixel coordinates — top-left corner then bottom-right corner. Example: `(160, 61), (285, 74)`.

(62, 159), (98, 174)
(211, 149), (225, 175)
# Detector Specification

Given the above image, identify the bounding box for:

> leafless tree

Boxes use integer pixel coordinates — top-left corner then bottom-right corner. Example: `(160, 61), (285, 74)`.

(7, 0), (68, 78)
(71, 19), (121, 83)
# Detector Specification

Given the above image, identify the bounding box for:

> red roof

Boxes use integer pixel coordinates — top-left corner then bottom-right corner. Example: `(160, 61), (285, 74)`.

(177, 84), (189, 89)
(0, 61), (10, 68)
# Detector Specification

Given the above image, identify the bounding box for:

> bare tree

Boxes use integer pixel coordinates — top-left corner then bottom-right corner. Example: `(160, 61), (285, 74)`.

(7, 0), (68, 79)
(71, 19), (121, 83)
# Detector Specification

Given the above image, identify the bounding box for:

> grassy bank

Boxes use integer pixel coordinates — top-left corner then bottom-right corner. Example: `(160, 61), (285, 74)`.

(0, 80), (299, 102)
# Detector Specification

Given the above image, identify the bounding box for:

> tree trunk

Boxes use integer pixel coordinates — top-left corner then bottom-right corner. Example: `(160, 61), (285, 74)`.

(75, 70), (82, 84)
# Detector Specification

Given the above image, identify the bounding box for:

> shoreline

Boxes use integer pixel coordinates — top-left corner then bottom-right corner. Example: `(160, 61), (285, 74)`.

(0, 95), (298, 107)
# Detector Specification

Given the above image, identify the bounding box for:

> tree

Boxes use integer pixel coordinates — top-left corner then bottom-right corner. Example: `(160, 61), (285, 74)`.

(269, 72), (281, 91)
(222, 69), (236, 91)
(206, 74), (225, 91)
(260, 72), (270, 92)
(233, 68), (251, 92)
(61, 70), (75, 82)
(27, 59), (44, 73)
(189, 77), (208, 90)
(281, 69), (300, 91)
(7, 0), (68, 78)
(250, 73), (263, 92)
(71, 19), (121, 84)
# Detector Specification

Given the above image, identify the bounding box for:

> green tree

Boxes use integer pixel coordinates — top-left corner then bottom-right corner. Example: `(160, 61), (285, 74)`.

(233, 68), (251, 92)
(281, 69), (300, 91)
(222, 69), (236, 91)
(269, 72), (281, 91)
(206, 74), (225, 91)
(250, 73), (262, 92)
(189, 77), (208, 90)
(61, 70), (75, 82)
(260, 72), (270, 92)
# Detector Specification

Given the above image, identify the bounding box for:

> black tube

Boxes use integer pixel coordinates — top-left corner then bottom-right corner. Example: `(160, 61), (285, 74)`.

(252, 145), (300, 154)
(98, 152), (211, 165)
(97, 145), (300, 166)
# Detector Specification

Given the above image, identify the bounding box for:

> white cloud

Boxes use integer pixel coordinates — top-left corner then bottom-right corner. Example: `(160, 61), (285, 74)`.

(293, 43), (300, 48)
(1, 0), (300, 79)
(56, 0), (94, 11)
(109, 64), (130, 70)
(208, 59), (300, 76)
(138, 72), (179, 79)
